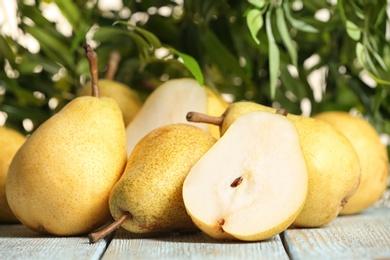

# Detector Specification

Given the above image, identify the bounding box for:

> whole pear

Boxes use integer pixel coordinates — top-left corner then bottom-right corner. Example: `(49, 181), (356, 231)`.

(125, 78), (228, 157)
(5, 45), (127, 236)
(314, 111), (389, 214)
(187, 101), (361, 227)
(0, 126), (26, 223)
(107, 124), (216, 237)
(78, 50), (142, 125)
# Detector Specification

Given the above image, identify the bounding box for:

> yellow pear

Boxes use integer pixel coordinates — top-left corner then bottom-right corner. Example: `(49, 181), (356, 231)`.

(88, 124), (216, 243)
(314, 111), (389, 214)
(125, 78), (228, 157)
(187, 101), (361, 227)
(0, 126), (26, 223)
(183, 111), (308, 241)
(5, 45), (127, 236)
(78, 50), (143, 126)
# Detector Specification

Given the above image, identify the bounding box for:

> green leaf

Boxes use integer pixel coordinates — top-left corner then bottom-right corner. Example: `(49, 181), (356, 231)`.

(276, 6), (297, 67)
(25, 25), (74, 68)
(53, 0), (86, 31)
(246, 9), (263, 45)
(0, 35), (16, 65)
(266, 8), (280, 99)
(346, 20), (361, 41)
(169, 48), (204, 86)
(283, 2), (318, 33)
(200, 29), (248, 80)
(113, 21), (162, 49)
(248, 0), (266, 9)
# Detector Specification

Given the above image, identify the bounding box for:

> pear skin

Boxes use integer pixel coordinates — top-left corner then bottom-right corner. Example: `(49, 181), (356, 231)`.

(314, 111), (389, 215)
(0, 127), (26, 223)
(5, 44), (127, 236)
(109, 124), (216, 235)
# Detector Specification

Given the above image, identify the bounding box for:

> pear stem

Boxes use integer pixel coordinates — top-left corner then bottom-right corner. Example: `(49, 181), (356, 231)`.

(84, 44), (100, 98)
(105, 50), (121, 80)
(186, 112), (224, 127)
(88, 213), (130, 243)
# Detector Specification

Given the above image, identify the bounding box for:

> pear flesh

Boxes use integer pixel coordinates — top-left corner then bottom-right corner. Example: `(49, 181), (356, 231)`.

(125, 78), (227, 157)
(183, 111), (308, 241)
(6, 96), (127, 235)
(110, 124), (217, 235)
(0, 127), (26, 223)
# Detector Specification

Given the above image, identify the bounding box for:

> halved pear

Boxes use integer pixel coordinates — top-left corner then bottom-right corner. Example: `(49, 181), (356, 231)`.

(182, 111), (308, 241)
(125, 78), (228, 157)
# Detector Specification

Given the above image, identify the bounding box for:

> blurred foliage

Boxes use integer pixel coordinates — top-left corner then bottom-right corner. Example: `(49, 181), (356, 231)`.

(0, 0), (389, 155)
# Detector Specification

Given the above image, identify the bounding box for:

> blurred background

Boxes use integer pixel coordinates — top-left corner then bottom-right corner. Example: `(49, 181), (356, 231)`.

(0, 0), (389, 160)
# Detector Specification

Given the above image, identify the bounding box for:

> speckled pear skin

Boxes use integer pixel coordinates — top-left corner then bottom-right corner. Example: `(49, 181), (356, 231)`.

(0, 127), (26, 223)
(109, 124), (216, 235)
(6, 96), (127, 236)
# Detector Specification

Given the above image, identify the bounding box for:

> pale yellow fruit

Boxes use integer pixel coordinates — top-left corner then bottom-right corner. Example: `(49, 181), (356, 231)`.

(314, 111), (389, 215)
(6, 96), (127, 236)
(183, 111), (308, 241)
(125, 78), (228, 157)
(109, 124), (216, 234)
(205, 101), (361, 227)
(205, 88), (229, 138)
(0, 127), (26, 223)
(79, 79), (142, 125)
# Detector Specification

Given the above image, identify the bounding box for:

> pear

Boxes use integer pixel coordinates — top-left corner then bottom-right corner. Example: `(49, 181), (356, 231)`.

(125, 78), (228, 157)
(183, 110), (308, 241)
(78, 50), (143, 125)
(88, 124), (216, 243)
(5, 45), (127, 236)
(187, 101), (361, 227)
(0, 126), (26, 223)
(314, 111), (389, 214)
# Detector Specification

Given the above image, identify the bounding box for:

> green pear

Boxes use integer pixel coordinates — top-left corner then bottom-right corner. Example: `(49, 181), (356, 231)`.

(125, 78), (228, 157)
(0, 126), (26, 223)
(88, 124), (216, 243)
(187, 101), (361, 227)
(78, 50), (143, 126)
(5, 45), (127, 236)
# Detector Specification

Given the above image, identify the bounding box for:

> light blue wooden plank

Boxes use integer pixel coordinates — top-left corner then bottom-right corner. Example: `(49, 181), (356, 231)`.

(283, 206), (390, 260)
(103, 229), (289, 260)
(0, 225), (107, 260)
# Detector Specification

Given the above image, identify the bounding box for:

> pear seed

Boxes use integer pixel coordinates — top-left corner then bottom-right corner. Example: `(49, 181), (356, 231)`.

(230, 176), (243, 188)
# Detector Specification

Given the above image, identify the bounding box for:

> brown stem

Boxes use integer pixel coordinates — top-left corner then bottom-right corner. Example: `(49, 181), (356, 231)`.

(276, 108), (288, 116)
(105, 50), (121, 80)
(186, 112), (224, 126)
(83, 44), (100, 98)
(88, 213), (131, 243)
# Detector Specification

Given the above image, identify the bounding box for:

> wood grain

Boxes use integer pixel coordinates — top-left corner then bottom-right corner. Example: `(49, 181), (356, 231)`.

(0, 225), (108, 260)
(103, 229), (289, 259)
(282, 207), (390, 259)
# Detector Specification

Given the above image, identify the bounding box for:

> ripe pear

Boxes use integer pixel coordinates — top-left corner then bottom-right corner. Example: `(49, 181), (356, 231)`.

(187, 101), (361, 227)
(88, 124), (216, 242)
(0, 126), (26, 223)
(5, 45), (127, 236)
(314, 111), (389, 214)
(78, 50), (143, 125)
(125, 78), (228, 157)
(183, 111), (308, 241)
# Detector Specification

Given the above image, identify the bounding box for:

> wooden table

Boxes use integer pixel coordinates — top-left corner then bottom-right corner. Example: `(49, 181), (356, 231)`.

(0, 206), (389, 259)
